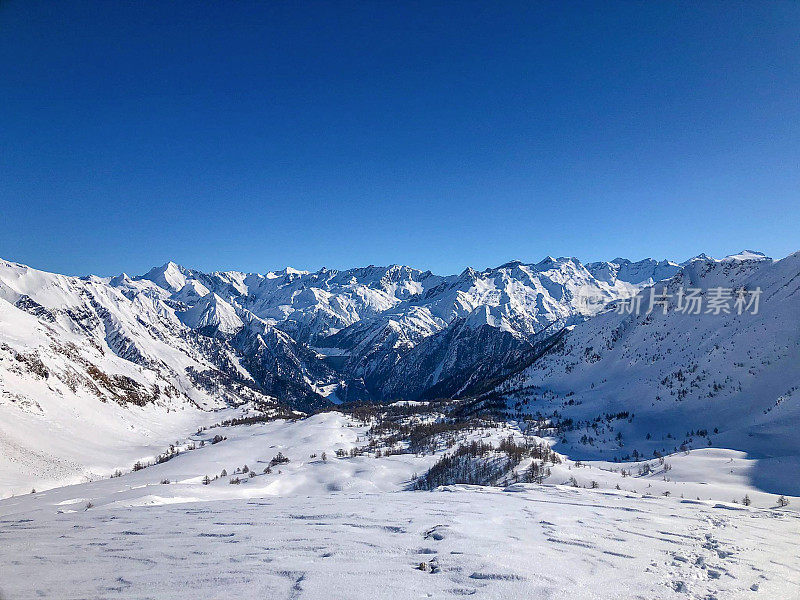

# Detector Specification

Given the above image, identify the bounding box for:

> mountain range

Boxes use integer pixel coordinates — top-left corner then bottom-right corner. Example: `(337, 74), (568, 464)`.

(3, 249), (795, 493)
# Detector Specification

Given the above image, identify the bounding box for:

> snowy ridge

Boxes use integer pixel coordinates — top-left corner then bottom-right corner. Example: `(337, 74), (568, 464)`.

(177, 293), (244, 335)
(318, 256), (652, 399)
(497, 251), (800, 494)
(586, 256), (682, 285)
(0, 260), (292, 495)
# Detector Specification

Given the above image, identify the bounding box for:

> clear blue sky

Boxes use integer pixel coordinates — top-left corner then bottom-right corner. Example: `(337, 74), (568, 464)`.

(1, 1), (799, 276)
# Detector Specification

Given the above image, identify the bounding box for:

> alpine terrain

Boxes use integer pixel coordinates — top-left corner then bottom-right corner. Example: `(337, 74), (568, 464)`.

(1, 251), (798, 600)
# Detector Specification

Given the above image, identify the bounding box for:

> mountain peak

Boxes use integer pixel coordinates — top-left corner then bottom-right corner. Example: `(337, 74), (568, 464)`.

(681, 250), (771, 265)
(137, 261), (192, 292)
(109, 273), (131, 286)
(721, 250), (770, 262)
(497, 259), (523, 269)
(177, 292), (243, 334)
(682, 253), (714, 265)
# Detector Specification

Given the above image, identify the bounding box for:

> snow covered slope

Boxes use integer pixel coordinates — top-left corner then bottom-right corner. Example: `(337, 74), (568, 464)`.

(498, 252), (800, 494)
(0, 259), (291, 495)
(3, 485), (798, 600)
(0, 409), (797, 600)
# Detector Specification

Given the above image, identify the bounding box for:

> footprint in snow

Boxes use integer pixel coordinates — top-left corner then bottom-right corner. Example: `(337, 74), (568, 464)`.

(424, 525), (447, 541)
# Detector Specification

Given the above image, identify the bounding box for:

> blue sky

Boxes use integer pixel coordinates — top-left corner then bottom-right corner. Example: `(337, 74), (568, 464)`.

(1, 1), (799, 276)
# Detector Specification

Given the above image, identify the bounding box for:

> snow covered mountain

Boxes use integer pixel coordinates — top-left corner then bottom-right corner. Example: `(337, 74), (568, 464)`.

(0, 259), (292, 492)
(108, 256), (660, 403)
(137, 262), (444, 343)
(586, 256), (682, 285)
(2, 250), (791, 494)
(312, 257), (651, 399)
(496, 251), (799, 494)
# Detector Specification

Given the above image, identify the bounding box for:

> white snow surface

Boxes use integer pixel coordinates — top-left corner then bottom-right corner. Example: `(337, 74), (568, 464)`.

(0, 411), (798, 600)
